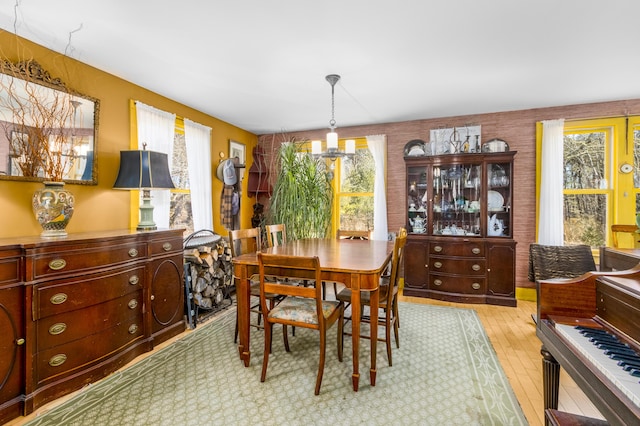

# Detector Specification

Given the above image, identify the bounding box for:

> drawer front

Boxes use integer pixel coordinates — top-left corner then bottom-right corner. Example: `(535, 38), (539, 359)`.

(148, 236), (182, 257)
(429, 274), (486, 294)
(32, 242), (147, 280)
(430, 242), (484, 257)
(429, 257), (485, 275)
(35, 316), (144, 384)
(36, 290), (143, 350)
(33, 266), (144, 319)
(0, 255), (20, 285)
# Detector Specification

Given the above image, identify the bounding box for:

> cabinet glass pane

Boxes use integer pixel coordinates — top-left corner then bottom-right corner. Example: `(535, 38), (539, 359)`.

(431, 163), (481, 236)
(487, 162), (511, 237)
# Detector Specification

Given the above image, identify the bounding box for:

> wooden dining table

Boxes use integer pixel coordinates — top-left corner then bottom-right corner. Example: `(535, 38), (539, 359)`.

(231, 237), (394, 391)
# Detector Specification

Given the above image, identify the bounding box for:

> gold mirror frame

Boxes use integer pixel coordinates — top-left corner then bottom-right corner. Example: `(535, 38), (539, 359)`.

(0, 59), (99, 184)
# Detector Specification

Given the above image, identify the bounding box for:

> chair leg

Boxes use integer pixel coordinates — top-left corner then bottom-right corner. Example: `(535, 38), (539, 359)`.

(337, 309), (344, 362)
(315, 329), (326, 395)
(261, 323), (272, 383)
(234, 308), (239, 343)
(385, 308), (393, 367)
(283, 324), (290, 352)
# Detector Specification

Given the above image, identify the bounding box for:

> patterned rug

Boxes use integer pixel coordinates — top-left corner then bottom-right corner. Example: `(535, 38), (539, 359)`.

(25, 303), (527, 425)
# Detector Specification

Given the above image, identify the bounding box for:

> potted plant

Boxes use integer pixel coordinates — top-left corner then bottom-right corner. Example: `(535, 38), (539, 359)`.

(268, 140), (333, 240)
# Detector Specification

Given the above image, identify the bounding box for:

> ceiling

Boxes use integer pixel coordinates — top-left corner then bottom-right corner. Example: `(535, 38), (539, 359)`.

(2, 1), (640, 136)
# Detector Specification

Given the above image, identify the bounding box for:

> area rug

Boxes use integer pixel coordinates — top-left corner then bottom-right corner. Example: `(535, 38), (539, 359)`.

(25, 303), (527, 426)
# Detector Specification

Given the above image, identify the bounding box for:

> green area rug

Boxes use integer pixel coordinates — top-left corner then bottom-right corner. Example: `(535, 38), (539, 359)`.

(26, 303), (527, 425)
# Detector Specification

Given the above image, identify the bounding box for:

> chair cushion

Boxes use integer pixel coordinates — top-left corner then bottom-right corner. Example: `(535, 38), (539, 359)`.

(268, 297), (341, 325)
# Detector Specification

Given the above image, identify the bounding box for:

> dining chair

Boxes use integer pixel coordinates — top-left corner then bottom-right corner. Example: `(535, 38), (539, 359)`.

(257, 252), (344, 395)
(336, 229), (372, 240)
(336, 227), (407, 367)
(265, 223), (287, 247)
(229, 227), (281, 344)
(611, 224), (639, 248)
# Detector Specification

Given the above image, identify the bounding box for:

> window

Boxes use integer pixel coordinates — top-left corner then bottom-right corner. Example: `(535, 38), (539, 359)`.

(168, 119), (194, 235)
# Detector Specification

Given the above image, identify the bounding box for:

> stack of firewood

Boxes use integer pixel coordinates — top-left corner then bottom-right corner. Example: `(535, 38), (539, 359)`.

(183, 238), (233, 310)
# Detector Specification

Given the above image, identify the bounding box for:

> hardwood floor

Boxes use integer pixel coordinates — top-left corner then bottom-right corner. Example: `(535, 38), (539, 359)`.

(399, 294), (605, 426)
(9, 294), (604, 426)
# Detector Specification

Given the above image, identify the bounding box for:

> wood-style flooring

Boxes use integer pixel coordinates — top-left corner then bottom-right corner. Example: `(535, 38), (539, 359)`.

(9, 294), (604, 426)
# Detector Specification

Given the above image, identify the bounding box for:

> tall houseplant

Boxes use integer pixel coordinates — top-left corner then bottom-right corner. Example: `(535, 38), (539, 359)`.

(268, 140), (333, 240)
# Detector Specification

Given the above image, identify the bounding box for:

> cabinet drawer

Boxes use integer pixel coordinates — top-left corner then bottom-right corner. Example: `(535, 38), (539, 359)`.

(429, 257), (485, 275)
(0, 252), (21, 285)
(31, 242), (147, 280)
(430, 242), (484, 257)
(35, 316), (144, 384)
(148, 236), (182, 257)
(36, 290), (143, 350)
(33, 266), (144, 320)
(429, 274), (486, 293)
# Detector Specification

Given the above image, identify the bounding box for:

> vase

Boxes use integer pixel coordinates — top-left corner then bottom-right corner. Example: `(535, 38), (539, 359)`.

(32, 181), (75, 237)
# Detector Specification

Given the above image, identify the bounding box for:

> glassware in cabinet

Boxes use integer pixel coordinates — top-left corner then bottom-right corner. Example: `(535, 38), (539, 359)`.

(431, 162), (482, 236)
(486, 161), (512, 237)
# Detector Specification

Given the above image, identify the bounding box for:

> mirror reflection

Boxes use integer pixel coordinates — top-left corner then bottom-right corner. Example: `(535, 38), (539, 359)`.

(0, 60), (98, 184)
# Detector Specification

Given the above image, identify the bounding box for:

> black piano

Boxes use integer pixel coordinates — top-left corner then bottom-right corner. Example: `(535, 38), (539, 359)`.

(537, 266), (640, 426)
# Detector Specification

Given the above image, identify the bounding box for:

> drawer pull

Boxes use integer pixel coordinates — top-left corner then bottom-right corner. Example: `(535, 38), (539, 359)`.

(162, 242), (172, 251)
(128, 299), (138, 309)
(434, 245), (443, 253)
(471, 282), (481, 290)
(472, 264), (481, 272)
(128, 248), (139, 257)
(49, 323), (67, 335)
(49, 354), (67, 367)
(128, 324), (139, 334)
(471, 247), (481, 255)
(434, 279), (443, 286)
(48, 258), (67, 270)
(129, 275), (140, 285)
(50, 293), (68, 305)
(434, 261), (442, 269)
(16, 338), (25, 346)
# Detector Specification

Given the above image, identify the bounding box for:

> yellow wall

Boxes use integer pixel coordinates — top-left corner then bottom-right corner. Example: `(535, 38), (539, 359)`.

(0, 31), (257, 238)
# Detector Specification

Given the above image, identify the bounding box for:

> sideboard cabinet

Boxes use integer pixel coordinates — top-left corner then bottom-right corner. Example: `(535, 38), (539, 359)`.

(403, 151), (517, 306)
(0, 229), (184, 423)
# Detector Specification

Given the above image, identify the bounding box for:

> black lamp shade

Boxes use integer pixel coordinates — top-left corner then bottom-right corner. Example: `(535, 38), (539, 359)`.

(113, 150), (175, 190)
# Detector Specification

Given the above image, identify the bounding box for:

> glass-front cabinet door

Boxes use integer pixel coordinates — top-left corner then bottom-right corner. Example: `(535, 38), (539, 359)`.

(486, 160), (512, 237)
(431, 162), (482, 236)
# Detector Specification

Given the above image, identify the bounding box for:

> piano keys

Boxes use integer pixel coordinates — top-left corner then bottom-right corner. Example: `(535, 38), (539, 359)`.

(536, 265), (640, 426)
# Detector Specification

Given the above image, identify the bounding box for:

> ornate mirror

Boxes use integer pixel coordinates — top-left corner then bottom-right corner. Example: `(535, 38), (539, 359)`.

(0, 59), (99, 184)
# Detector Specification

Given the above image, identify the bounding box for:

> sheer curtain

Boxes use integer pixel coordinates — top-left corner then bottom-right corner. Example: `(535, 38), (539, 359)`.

(184, 119), (213, 230)
(367, 134), (388, 240)
(538, 119), (565, 245)
(135, 101), (176, 229)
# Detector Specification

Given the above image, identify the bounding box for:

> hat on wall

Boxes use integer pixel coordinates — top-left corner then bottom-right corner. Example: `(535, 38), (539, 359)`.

(216, 159), (237, 185)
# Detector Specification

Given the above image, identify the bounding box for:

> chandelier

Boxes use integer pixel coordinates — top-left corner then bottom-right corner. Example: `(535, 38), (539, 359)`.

(311, 74), (355, 161)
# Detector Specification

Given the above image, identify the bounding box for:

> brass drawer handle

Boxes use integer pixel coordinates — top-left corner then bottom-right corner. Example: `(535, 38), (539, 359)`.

(128, 299), (138, 309)
(434, 279), (443, 286)
(434, 245), (443, 253)
(162, 242), (172, 251)
(434, 261), (442, 269)
(128, 248), (138, 257)
(471, 282), (481, 290)
(48, 258), (67, 270)
(128, 324), (139, 334)
(16, 338), (25, 346)
(49, 354), (67, 367)
(472, 264), (481, 272)
(49, 323), (67, 335)
(50, 293), (68, 305)
(471, 247), (481, 255)
(129, 275), (139, 285)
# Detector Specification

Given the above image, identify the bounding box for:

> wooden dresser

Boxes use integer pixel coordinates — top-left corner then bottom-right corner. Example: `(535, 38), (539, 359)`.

(0, 229), (185, 423)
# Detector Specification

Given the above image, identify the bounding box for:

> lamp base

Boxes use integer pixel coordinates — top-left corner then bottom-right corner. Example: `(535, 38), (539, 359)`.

(137, 190), (157, 231)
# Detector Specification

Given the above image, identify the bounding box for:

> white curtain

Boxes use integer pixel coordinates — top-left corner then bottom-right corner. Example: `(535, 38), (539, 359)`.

(135, 101), (176, 229)
(184, 119), (213, 231)
(538, 119), (565, 245)
(367, 134), (389, 240)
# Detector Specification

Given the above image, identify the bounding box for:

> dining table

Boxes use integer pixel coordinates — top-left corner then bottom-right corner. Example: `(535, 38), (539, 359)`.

(231, 237), (394, 391)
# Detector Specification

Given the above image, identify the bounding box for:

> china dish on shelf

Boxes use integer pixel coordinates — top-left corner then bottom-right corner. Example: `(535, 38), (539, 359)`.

(481, 138), (509, 153)
(487, 190), (504, 211)
(403, 139), (427, 157)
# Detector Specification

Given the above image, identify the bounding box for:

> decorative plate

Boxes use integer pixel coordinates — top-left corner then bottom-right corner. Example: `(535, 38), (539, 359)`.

(481, 138), (509, 153)
(487, 190), (504, 211)
(403, 139), (427, 157)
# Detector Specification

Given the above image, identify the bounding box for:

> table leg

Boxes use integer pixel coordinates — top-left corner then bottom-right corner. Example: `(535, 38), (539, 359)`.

(369, 287), (379, 386)
(351, 275), (360, 391)
(235, 265), (251, 367)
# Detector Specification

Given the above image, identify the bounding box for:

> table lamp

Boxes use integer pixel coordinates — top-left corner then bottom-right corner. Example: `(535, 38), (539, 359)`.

(113, 146), (175, 231)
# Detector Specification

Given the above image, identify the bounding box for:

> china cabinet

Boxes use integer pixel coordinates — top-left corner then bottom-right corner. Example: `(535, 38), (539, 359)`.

(403, 151), (517, 306)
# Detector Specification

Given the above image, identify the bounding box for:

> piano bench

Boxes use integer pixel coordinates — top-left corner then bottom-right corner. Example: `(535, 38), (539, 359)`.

(545, 409), (609, 426)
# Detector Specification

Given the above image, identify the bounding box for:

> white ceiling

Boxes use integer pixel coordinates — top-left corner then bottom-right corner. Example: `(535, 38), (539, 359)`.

(2, 1), (640, 135)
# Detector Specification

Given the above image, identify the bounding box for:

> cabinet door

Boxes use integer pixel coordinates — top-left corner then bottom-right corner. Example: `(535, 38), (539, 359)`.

(149, 256), (184, 344)
(403, 240), (428, 289)
(0, 285), (24, 423)
(486, 242), (516, 306)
